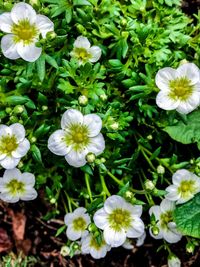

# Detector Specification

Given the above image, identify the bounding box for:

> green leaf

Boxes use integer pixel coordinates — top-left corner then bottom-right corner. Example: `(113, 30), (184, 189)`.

(5, 96), (30, 105)
(31, 144), (43, 164)
(36, 55), (46, 82)
(174, 193), (200, 238)
(55, 225), (66, 237)
(45, 54), (59, 69)
(117, 182), (130, 196)
(164, 109), (200, 147)
(73, 0), (91, 5)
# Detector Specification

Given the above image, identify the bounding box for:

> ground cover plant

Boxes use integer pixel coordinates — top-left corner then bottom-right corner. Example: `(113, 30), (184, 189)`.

(0, 0), (200, 266)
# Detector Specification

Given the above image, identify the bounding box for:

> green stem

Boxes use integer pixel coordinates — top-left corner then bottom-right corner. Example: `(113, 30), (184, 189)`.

(107, 170), (124, 186)
(64, 191), (72, 213)
(100, 174), (111, 197)
(139, 145), (156, 171)
(85, 173), (93, 202)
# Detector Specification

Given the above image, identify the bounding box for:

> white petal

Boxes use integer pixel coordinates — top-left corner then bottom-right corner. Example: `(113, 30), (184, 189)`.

(0, 156), (20, 169)
(172, 169), (190, 185)
(0, 125), (12, 137)
(36, 15), (54, 38)
(127, 218), (145, 238)
(149, 226), (163, 240)
(103, 226), (126, 247)
(0, 13), (13, 33)
(12, 138), (30, 158)
(66, 224), (82, 241)
(11, 3), (37, 24)
(163, 230), (182, 244)
(3, 168), (21, 181)
(65, 149), (87, 168)
(125, 203), (143, 217)
(48, 130), (71, 156)
(104, 195), (126, 214)
(1, 34), (20, 60)
(81, 235), (90, 254)
(122, 239), (134, 249)
(74, 36), (91, 49)
(88, 46), (101, 63)
(93, 208), (109, 229)
(10, 123), (25, 142)
(20, 188), (37, 201)
(156, 91), (180, 111)
(64, 213), (75, 226)
(160, 199), (175, 213)
(149, 206), (161, 220)
(86, 134), (105, 156)
(165, 189), (180, 202)
(83, 114), (102, 137)
(61, 109), (83, 130)
(17, 42), (42, 62)
(136, 231), (146, 247)
(90, 246), (107, 259)
(177, 63), (200, 85)
(155, 67), (176, 91)
(0, 193), (19, 203)
(74, 207), (87, 216)
(21, 172), (35, 186)
(176, 94), (200, 114)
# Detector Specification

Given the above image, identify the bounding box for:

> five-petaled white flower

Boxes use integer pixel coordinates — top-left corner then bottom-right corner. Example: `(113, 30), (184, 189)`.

(81, 232), (111, 259)
(0, 2), (54, 62)
(64, 207), (91, 241)
(165, 169), (200, 204)
(149, 199), (182, 244)
(93, 195), (145, 248)
(70, 36), (101, 65)
(0, 168), (37, 203)
(168, 255), (181, 267)
(48, 109), (105, 168)
(0, 123), (30, 169)
(155, 63), (200, 114)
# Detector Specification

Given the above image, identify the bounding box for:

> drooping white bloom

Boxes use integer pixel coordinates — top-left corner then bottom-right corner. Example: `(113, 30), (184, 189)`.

(155, 63), (200, 114)
(0, 2), (54, 62)
(48, 109), (105, 168)
(64, 207), (91, 241)
(0, 168), (37, 203)
(70, 36), (101, 65)
(168, 255), (181, 267)
(136, 231), (146, 246)
(81, 233), (111, 259)
(93, 195), (145, 248)
(0, 123), (30, 169)
(122, 239), (134, 250)
(149, 199), (182, 244)
(165, 169), (200, 204)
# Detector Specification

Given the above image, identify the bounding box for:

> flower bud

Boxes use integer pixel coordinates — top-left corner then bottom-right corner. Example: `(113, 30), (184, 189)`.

(168, 255), (181, 267)
(100, 93), (107, 101)
(78, 95), (88, 106)
(60, 245), (70, 257)
(186, 242), (195, 253)
(46, 31), (57, 40)
(5, 107), (12, 114)
(50, 197), (56, 204)
(30, 137), (37, 143)
(86, 152), (96, 163)
(157, 165), (165, 174)
(144, 180), (155, 191)
(151, 226), (160, 236)
(147, 134), (153, 140)
(42, 105), (48, 111)
(110, 122), (119, 130)
(13, 105), (24, 114)
(88, 223), (97, 233)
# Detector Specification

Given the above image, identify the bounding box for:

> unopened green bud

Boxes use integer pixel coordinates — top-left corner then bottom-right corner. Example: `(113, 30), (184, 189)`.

(157, 165), (165, 174)
(5, 107), (12, 114)
(76, 24), (86, 34)
(147, 134), (153, 140)
(18, 161), (24, 168)
(144, 180), (155, 191)
(9, 116), (18, 123)
(42, 105), (48, 111)
(13, 105), (24, 114)
(46, 31), (57, 40)
(151, 226), (160, 236)
(78, 95), (88, 106)
(100, 157), (106, 163)
(120, 19), (127, 26)
(110, 122), (119, 130)
(60, 245), (70, 257)
(30, 136), (37, 143)
(100, 94), (107, 101)
(50, 197), (56, 204)
(86, 152), (96, 163)
(186, 242), (195, 253)
(125, 191), (134, 200)
(72, 243), (79, 250)
(88, 223), (97, 233)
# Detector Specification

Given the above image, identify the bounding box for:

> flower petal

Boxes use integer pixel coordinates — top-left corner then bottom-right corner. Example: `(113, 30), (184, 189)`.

(1, 34), (20, 60)
(88, 46), (101, 63)
(0, 156), (20, 169)
(12, 138), (30, 158)
(61, 109), (83, 130)
(0, 125), (12, 137)
(0, 192), (19, 203)
(21, 172), (35, 186)
(149, 205), (161, 220)
(160, 199), (175, 213)
(156, 91), (180, 111)
(48, 130), (71, 156)
(64, 213), (75, 225)
(10, 123), (25, 142)
(163, 229), (182, 244)
(66, 224), (82, 241)
(125, 203), (143, 217)
(177, 63), (200, 85)
(11, 3), (37, 24)
(127, 218), (145, 238)
(83, 114), (102, 137)
(172, 169), (190, 185)
(103, 226), (126, 247)
(74, 207), (87, 216)
(74, 36), (91, 49)
(17, 42), (42, 62)
(36, 14), (54, 38)
(176, 93), (200, 114)
(3, 168), (21, 181)
(65, 149), (87, 168)
(155, 67), (176, 91)
(86, 134), (105, 156)
(104, 195), (126, 214)
(0, 12), (13, 33)
(93, 208), (109, 229)
(20, 188), (37, 201)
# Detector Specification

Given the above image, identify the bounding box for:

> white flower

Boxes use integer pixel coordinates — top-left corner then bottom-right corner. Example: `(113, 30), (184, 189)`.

(168, 255), (181, 267)
(81, 233), (111, 259)
(70, 36), (101, 65)
(149, 199), (182, 243)
(48, 109), (105, 168)
(165, 169), (200, 204)
(64, 207), (91, 241)
(136, 231), (146, 246)
(0, 2), (54, 62)
(0, 168), (37, 203)
(0, 123), (30, 169)
(155, 63), (200, 114)
(122, 239), (134, 250)
(93, 195), (145, 248)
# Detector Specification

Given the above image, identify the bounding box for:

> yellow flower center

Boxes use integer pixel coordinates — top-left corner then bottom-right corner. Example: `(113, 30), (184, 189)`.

(90, 236), (105, 251)
(178, 180), (197, 198)
(12, 19), (39, 44)
(0, 135), (18, 155)
(108, 208), (132, 231)
(168, 77), (194, 101)
(160, 211), (173, 229)
(74, 48), (92, 62)
(72, 217), (87, 231)
(65, 124), (90, 151)
(6, 179), (25, 195)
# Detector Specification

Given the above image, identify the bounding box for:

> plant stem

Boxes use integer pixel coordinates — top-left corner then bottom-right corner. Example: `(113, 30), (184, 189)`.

(100, 174), (111, 197)
(64, 191), (72, 213)
(85, 173), (93, 202)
